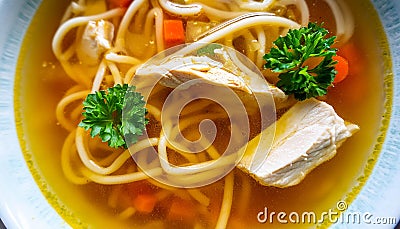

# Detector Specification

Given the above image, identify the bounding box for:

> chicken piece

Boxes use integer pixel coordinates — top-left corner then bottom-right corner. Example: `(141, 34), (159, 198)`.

(135, 49), (292, 111)
(135, 55), (277, 115)
(169, 64), (252, 93)
(167, 62), (294, 110)
(136, 55), (245, 89)
(237, 98), (359, 188)
(77, 19), (114, 65)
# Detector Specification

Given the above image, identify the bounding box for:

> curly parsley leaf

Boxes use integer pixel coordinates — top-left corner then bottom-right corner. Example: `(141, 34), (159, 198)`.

(78, 84), (148, 149)
(263, 22), (337, 100)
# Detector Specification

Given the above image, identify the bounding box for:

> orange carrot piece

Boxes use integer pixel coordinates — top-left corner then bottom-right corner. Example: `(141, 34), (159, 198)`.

(163, 20), (185, 49)
(167, 198), (196, 223)
(337, 42), (362, 76)
(107, 0), (132, 8)
(133, 194), (158, 214)
(333, 55), (349, 84)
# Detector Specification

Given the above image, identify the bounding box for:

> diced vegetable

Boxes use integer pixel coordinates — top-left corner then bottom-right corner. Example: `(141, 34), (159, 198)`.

(107, 0), (133, 8)
(337, 42), (362, 75)
(167, 198), (196, 223)
(329, 43), (365, 102)
(116, 181), (157, 210)
(332, 55), (349, 84)
(163, 20), (186, 49)
(126, 32), (156, 58)
(133, 194), (158, 214)
(185, 21), (216, 42)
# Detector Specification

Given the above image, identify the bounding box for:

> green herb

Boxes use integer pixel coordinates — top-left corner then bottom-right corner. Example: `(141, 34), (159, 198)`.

(197, 43), (222, 56)
(79, 84), (148, 149)
(263, 22), (337, 100)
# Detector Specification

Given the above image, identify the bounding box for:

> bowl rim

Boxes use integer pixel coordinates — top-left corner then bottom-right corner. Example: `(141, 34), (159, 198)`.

(0, 0), (399, 228)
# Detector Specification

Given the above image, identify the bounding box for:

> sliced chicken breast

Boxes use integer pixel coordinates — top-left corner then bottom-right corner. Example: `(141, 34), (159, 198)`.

(237, 98), (359, 187)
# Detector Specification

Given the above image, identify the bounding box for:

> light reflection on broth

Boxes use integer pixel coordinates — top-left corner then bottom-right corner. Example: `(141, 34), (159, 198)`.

(15, 0), (388, 228)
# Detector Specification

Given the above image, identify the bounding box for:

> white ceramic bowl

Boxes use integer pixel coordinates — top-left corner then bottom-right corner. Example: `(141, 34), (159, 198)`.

(0, 0), (399, 228)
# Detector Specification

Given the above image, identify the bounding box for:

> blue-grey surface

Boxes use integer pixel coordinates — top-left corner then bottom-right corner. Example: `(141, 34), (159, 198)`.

(0, 0), (24, 56)
(0, 219), (6, 229)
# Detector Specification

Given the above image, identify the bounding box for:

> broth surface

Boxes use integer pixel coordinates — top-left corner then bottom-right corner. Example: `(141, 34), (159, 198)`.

(15, 0), (389, 228)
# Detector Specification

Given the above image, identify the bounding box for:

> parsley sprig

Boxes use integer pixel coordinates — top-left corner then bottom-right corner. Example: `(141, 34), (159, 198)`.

(263, 23), (337, 100)
(79, 84), (148, 149)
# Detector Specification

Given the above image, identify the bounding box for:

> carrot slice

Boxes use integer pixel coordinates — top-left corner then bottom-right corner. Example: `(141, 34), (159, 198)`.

(333, 55), (349, 84)
(337, 42), (362, 76)
(163, 20), (185, 49)
(133, 194), (158, 214)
